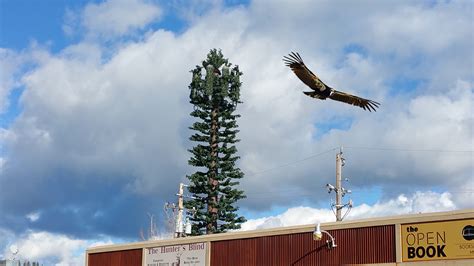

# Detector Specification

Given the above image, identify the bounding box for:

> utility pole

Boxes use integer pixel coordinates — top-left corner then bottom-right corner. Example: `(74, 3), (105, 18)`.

(175, 183), (185, 238)
(327, 146), (353, 221)
(164, 182), (195, 238)
(335, 149), (343, 221)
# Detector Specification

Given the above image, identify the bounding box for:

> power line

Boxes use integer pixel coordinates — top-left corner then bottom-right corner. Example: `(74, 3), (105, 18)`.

(245, 148), (337, 177)
(243, 188), (474, 199)
(243, 145), (471, 179)
(344, 146), (473, 153)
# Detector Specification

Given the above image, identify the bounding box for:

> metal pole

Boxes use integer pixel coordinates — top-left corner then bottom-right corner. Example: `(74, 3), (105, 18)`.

(147, 213), (155, 239)
(175, 183), (184, 237)
(336, 149), (342, 221)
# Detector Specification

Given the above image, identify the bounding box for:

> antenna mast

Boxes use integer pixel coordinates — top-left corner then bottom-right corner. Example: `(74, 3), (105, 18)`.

(164, 182), (196, 238)
(327, 146), (353, 221)
(147, 213), (158, 240)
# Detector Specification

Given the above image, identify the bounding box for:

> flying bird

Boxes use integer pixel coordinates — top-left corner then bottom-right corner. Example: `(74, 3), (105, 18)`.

(283, 52), (380, 112)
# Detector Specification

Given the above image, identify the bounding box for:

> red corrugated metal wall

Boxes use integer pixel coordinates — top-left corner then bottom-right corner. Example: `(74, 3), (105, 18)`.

(211, 225), (395, 266)
(88, 249), (142, 266)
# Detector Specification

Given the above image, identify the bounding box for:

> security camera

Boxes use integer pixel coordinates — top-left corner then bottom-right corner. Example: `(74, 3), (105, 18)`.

(326, 184), (335, 193)
(341, 188), (352, 197)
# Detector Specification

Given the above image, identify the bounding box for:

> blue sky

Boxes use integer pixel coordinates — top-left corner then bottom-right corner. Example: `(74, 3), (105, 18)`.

(0, 0), (473, 264)
(1, 0), (83, 51)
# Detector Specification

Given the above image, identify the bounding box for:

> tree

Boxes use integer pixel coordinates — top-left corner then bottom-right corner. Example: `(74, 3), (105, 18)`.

(185, 49), (246, 235)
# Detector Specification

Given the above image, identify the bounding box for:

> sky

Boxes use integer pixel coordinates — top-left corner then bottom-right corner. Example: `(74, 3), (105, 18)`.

(0, 0), (473, 264)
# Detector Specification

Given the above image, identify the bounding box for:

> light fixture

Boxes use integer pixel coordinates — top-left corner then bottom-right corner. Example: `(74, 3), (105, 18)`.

(185, 218), (192, 235)
(313, 223), (337, 249)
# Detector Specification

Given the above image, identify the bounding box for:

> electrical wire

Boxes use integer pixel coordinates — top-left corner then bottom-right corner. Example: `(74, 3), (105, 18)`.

(342, 207), (351, 220)
(237, 145), (472, 200)
(244, 146), (471, 180)
(344, 146), (473, 153)
(245, 147), (337, 177)
(241, 188), (474, 199)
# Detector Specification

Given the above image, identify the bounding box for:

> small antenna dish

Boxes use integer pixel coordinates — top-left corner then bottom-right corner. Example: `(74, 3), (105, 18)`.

(10, 244), (19, 260)
(10, 245), (18, 254)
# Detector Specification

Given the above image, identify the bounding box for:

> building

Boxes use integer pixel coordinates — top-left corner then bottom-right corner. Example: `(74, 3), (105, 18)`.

(0, 261), (40, 266)
(86, 209), (474, 266)
(0, 261), (19, 266)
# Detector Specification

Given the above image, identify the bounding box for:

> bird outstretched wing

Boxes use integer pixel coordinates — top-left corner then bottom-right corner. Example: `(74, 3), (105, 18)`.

(284, 52), (380, 112)
(283, 52), (328, 92)
(329, 90), (380, 112)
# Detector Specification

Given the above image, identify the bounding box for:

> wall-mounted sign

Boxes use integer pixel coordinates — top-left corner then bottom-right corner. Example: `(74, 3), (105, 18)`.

(401, 219), (474, 262)
(144, 242), (207, 266)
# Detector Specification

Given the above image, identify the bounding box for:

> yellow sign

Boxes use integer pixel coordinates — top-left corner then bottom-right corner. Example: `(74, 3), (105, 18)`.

(401, 219), (474, 261)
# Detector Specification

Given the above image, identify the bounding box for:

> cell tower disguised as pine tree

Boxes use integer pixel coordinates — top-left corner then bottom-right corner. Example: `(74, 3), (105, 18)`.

(185, 49), (246, 235)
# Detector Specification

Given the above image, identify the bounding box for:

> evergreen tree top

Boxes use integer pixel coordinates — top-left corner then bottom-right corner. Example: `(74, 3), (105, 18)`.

(202, 49), (228, 69)
(189, 49), (243, 107)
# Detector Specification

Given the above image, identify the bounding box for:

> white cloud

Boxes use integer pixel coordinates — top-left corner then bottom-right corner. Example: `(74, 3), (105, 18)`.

(451, 177), (474, 210)
(0, 229), (16, 260)
(369, 2), (472, 55)
(0, 48), (24, 114)
(241, 191), (457, 231)
(62, 8), (79, 37)
(0, 230), (114, 266)
(82, 0), (162, 37)
(26, 212), (41, 222)
(350, 191), (456, 218)
(241, 207), (334, 231)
